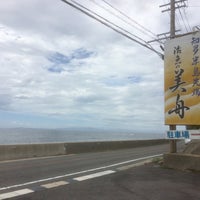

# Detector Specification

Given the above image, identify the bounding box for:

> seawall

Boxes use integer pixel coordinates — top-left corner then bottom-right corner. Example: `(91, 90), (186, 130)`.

(0, 139), (167, 161)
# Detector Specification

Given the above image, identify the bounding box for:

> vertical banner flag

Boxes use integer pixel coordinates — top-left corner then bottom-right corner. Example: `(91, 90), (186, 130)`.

(164, 31), (200, 125)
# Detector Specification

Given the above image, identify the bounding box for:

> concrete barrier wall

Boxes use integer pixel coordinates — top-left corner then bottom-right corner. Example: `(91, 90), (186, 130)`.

(0, 143), (66, 161)
(164, 153), (200, 171)
(64, 140), (167, 154)
(0, 139), (167, 161)
(163, 140), (200, 171)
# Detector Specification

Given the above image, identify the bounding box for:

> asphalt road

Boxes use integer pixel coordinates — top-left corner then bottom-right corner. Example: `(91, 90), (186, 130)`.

(0, 143), (179, 200)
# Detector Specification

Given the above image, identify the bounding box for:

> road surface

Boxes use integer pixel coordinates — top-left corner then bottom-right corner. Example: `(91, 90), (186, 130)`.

(0, 143), (172, 199)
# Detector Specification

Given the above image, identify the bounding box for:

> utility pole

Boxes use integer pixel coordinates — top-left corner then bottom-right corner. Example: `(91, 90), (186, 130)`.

(170, 0), (175, 38)
(160, 0), (187, 153)
(169, 0), (177, 153)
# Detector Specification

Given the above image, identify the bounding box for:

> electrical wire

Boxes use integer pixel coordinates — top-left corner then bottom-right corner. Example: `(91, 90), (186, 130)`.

(60, 0), (163, 59)
(177, 2), (189, 32)
(101, 0), (158, 39)
(88, 0), (158, 41)
(162, 0), (191, 34)
(183, 8), (192, 32)
(175, 12), (182, 32)
(183, 0), (192, 32)
(70, 0), (147, 44)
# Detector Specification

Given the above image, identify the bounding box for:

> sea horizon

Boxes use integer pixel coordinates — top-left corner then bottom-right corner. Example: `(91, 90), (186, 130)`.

(0, 127), (164, 145)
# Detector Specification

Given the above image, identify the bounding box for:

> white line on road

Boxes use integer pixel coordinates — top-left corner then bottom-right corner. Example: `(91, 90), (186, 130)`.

(41, 181), (69, 189)
(0, 154), (162, 191)
(74, 170), (116, 181)
(0, 189), (34, 200)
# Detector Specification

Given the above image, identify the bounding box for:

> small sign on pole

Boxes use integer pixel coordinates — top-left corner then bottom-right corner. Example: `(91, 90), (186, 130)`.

(166, 130), (200, 139)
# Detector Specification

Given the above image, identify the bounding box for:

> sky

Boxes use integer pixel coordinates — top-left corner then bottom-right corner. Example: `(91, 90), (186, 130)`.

(0, 0), (199, 133)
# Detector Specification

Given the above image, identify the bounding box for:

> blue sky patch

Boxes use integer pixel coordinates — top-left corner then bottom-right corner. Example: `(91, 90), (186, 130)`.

(103, 76), (127, 87)
(72, 48), (94, 59)
(47, 52), (70, 65)
(127, 75), (142, 83)
(102, 75), (142, 87)
(48, 65), (64, 73)
(46, 48), (94, 73)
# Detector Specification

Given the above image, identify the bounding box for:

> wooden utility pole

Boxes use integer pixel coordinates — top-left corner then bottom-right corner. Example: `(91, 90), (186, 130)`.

(170, 0), (175, 38)
(161, 0), (186, 153)
(169, 0), (177, 153)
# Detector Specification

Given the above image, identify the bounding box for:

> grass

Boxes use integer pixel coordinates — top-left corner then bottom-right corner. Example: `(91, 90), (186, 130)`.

(152, 156), (163, 165)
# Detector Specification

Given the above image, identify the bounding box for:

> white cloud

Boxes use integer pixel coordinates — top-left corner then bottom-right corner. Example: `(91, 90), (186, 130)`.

(0, 0), (199, 132)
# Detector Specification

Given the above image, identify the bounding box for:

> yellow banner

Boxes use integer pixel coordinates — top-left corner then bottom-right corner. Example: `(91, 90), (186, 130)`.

(164, 32), (200, 125)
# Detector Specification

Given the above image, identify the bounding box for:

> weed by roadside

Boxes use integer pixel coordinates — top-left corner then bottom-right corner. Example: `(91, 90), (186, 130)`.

(152, 157), (163, 166)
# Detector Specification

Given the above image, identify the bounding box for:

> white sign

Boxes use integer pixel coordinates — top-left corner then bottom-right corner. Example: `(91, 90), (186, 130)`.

(190, 130), (200, 139)
(166, 130), (200, 139)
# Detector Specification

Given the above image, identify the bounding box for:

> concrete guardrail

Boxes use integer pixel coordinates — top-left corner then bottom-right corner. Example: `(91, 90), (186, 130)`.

(0, 139), (167, 161)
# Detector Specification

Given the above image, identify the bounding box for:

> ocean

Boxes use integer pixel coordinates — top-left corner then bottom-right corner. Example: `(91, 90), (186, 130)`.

(0, 128), (164, 145)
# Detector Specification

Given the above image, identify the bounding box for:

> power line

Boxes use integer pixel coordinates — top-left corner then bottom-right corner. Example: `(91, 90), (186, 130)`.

(88, 0), (158, 41)
(61, 0), (163, 59)
(162, 0), (183, 34)
(175, 12), (182, 32)
(177, 6), (188, 32)
(100, 0), (158, 40)
(69, 0), (147, 44)
(183, 0), (192, 32)
(183, 7), (192, 32)
(177, 2), (189, 32)
(160, 0), (188, 37)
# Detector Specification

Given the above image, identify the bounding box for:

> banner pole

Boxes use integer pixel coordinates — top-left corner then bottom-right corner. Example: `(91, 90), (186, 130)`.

(169, 125), (177, 153)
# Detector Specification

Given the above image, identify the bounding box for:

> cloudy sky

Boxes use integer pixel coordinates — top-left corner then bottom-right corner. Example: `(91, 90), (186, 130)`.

(0, 0), (199, 133)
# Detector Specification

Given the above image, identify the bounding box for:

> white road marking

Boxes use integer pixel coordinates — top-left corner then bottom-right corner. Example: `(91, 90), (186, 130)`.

(0, 154), (162, 191)
(74, 170), (116, 181)
(41, 181), (69, 189)
(117, 159), (153, 171)
(0, 154), (75, 164)
(0, 189), (33, 200)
